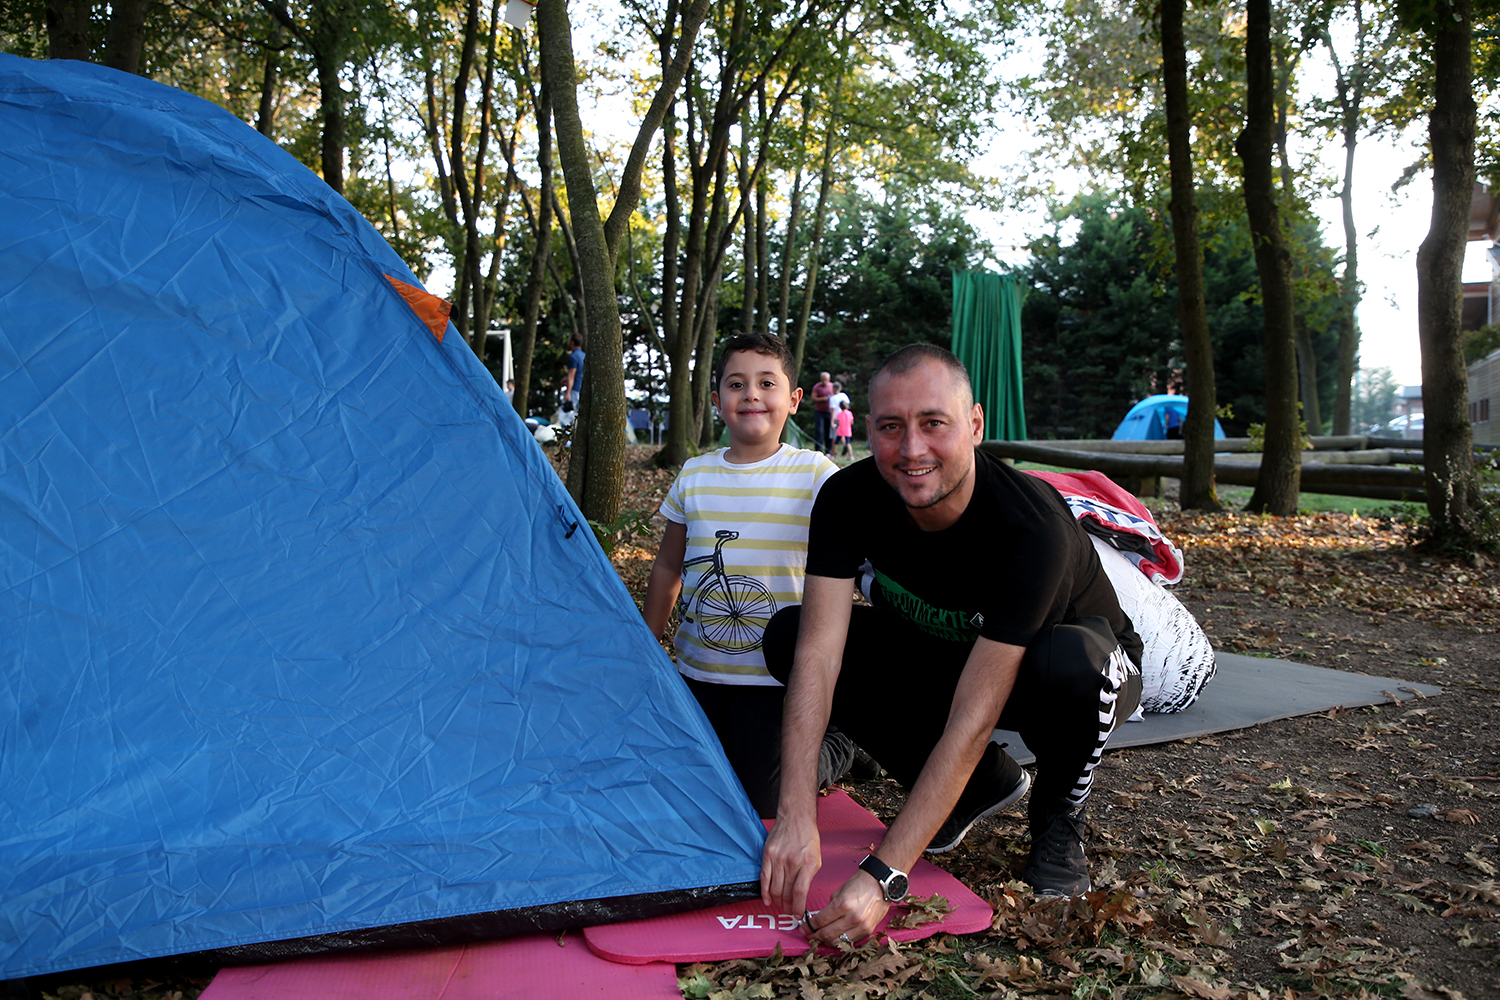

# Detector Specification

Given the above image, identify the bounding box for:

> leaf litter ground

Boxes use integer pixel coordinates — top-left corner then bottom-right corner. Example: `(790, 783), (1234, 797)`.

(23, 448), (1499, 1000)
(606, 449), (1500, 1000)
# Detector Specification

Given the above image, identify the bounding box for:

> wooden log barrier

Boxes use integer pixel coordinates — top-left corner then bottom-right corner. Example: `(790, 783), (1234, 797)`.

(978, 440), (1428, 503)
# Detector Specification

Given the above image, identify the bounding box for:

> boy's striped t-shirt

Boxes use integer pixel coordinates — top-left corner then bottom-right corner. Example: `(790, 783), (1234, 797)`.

(661, 444), (839, 685)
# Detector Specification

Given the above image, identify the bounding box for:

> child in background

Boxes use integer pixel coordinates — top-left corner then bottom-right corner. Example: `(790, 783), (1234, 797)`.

(833, 399), (854, 460)
(643, 332), (864, 817)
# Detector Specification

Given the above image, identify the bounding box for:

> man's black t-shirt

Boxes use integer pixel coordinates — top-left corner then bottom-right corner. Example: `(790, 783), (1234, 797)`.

(806, 450), (1142, 660)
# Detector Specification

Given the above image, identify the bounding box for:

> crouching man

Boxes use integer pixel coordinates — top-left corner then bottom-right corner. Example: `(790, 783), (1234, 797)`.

(759, 344), (1143, 946)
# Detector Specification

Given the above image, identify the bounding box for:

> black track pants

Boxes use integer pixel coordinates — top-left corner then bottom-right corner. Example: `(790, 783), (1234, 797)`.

(762, 604), (1142, 812)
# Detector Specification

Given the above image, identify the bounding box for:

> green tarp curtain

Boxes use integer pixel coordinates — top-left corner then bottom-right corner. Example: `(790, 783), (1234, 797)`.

(951, 269), (1027, 441)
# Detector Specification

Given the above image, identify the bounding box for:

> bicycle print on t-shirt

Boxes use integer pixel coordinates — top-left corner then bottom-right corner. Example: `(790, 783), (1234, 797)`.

(680, 530), (777, 654)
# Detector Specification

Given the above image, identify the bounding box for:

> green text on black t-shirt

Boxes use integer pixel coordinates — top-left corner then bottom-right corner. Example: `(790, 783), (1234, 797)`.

(870, 566), (980, 643)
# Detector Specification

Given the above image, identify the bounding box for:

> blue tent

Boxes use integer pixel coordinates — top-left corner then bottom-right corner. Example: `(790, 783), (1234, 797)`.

(0, 55), (765, 980)
(1111, 395), (1226, 441)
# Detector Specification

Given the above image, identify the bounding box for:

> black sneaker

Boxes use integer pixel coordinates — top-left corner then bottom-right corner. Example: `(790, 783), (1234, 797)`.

(1022, 803), (1091, 897)
(817, 728), (856, 789)
(926, 742), (1031, 853)
(828, 728), (882, 779)
(846, 741), (883, 781)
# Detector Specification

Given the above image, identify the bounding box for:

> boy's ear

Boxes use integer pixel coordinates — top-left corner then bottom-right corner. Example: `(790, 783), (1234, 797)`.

(788, 386), (803, 413)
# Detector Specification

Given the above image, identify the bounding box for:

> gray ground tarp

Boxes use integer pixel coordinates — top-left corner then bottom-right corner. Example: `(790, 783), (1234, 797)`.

(996, 651), (1442, 765)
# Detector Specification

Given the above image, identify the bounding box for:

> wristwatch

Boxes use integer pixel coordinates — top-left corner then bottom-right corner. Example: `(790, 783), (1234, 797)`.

(858, 854), (910, 902)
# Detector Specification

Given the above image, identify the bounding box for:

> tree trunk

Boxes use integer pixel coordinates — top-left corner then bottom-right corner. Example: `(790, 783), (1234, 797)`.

(690, 147), (733, 441)
(657, 101), (689, 467)
(1334, 127), (1362, 435)
(44, 0), (91, 60)
(1238, 0), (1301, 515)
(513, 51), (553, 419)
(1417, 0), (1485, 544)
(789, 71), (842, 382)
(755, 83), (772, 337)
(423, 69), (459, 227)
(540, 0), (626, 523)
(540, 0), (706, 522)
(448, 0), (482, 345)
(256, 23), (283, 137)
(1161, 0), (1220, 512)
(1274, 31), (1321, 436)
(660, 86), (712, 468)
(1326, 7), (1368, 437)
(739, 103), (756, 338)
(103, 0), (149, 74)
(775, 164), (805, 342)
(468, 0), (507, 356)
(310, 17), (346, 194)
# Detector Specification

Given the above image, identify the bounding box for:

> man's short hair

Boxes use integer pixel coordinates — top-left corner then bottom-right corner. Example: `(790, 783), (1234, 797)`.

(870, 343), (974, 409)
(715, 332), (797, 387)
(569, 335), (583, 349)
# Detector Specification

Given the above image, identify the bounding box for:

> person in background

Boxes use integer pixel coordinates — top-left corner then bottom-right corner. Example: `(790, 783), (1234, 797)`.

(563, 335), (585, 409)
(810, 372), (834, 454)
(833, 399), (855, 461)
(828, 381), (850, 418)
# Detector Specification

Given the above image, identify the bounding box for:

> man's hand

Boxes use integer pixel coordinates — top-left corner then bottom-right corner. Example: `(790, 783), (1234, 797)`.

(806, 869), (889, 945)
(762, 574), (853, 917)
(760, 810), (820, 917)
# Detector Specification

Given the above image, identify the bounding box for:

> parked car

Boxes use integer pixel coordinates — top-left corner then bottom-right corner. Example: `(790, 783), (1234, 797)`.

(1385, 413), (1424, 440)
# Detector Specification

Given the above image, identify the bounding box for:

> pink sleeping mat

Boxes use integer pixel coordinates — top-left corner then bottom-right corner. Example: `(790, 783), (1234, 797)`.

(198, 931), (680, 1000)
(583, 788), (993, 963)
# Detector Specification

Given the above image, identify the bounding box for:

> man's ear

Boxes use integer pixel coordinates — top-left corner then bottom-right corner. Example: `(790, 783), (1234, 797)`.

(789, 386), (803, 413)
(970, 403), (985, 443)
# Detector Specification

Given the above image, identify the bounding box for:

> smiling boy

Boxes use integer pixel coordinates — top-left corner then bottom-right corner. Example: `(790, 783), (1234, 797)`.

(643, 332), (857, 817)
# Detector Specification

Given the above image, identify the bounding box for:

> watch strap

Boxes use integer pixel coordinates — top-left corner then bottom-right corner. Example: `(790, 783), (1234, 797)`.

(858, 853), (909, 902)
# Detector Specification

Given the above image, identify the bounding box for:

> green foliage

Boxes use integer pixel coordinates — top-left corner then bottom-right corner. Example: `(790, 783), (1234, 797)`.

(1246, 405), (1313, 452)
(1011, 0), (1246, 202)
(588, 507), (658, 555)
(1021, 193), (1178, 438)
(1352, 366), (1402, 431)
(1464, 322), (1500, 365)
(1020, 191), (1347, 440)
(1400, 457), (1500, 556)
(756, 182), (988, 422)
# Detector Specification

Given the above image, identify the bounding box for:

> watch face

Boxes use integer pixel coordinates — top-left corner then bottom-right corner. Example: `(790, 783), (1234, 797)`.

(887, 873), (909, 901)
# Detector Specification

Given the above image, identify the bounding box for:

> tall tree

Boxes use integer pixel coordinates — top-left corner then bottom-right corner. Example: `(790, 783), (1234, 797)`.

(1309, 0), (1416, 434)
(645, 0), (837, 465)
(1238, 0), (1302, 515)
(1405, 0), (1495, 548)
(258, 0), (398, 195)
(1160, 0), (1220, 510)
(537, 0), (710, 524)
(43, 0), (90, 60)
(510, 41), (554, 419)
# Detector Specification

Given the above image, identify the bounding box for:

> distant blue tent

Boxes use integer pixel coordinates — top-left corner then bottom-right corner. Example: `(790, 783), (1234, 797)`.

(0, 55), (764, 980)
(1111, 395), (1226, 441)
